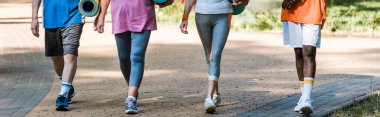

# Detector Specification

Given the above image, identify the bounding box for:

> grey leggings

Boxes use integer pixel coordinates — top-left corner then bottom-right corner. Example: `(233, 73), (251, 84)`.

(195, 13), (230, 81)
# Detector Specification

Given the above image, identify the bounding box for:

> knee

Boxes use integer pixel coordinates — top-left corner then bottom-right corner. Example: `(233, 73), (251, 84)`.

(64, 54), (77, 64)
(118, 54), (130, 63)
(303, 50), (316, 59)
(130, 52), (144, 63)
(51, 56), (63, 61)
(294, 49), (303, 60)
(210, 52), (222, 63)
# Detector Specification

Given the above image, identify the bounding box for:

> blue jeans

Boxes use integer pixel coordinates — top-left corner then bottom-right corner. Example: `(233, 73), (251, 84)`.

(195, 13), (230, 81)
(115, 30), (151, 87)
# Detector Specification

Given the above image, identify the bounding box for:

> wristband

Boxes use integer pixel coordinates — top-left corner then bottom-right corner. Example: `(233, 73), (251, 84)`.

(182, 14), (189, 21)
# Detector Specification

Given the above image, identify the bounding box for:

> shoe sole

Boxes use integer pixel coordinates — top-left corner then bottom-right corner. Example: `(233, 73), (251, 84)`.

(300, 107), (313, 116)
(56, 106), (69, 111)
(125, 110), (138, 114)
(205, 106), (216, 113)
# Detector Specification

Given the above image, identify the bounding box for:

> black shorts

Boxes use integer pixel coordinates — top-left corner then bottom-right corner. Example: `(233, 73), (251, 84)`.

(45, 24), (83, 57)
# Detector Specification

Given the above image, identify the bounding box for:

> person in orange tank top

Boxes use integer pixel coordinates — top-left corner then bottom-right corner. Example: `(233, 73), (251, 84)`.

(281, 0), (326, 116)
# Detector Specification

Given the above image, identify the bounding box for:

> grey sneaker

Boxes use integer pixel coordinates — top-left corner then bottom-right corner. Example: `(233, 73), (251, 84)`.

(204, 98), (216, 113)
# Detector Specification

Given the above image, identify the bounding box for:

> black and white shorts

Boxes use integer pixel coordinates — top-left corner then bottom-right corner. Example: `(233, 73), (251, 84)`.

(45, 24), (83, 56)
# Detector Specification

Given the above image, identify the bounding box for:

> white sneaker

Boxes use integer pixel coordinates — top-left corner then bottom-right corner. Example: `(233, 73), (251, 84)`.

(213, 95), (221, 107)
(299, 98), (313, 116)
(293, 97), (303, 112)
(204, 98), (216, 113)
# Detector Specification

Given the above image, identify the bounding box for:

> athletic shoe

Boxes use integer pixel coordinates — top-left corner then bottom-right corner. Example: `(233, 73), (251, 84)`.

(125, 97), (138, 114)
(56, 95), (69, 111)
(213, 95), (221, 107)
(204, 98), (216, 113)
(299, 98), (313, 116)
(68, 85), (75, 104)
(293, 97), (302, 112)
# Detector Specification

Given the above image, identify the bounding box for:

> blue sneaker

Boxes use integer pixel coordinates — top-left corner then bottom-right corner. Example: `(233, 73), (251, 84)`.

(125, 97), (138, 114)
(56, 95), (69, 111)
(68, 85), (75, 104)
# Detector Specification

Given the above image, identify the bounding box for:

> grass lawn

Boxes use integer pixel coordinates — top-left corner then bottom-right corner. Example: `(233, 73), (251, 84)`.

(328, 92), (380, 117)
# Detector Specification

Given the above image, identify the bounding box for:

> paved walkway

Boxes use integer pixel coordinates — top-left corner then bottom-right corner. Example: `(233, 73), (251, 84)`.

(238, 75), (380, 117)
(0, 24), (55, 116)
(0, 3), (380, 116)
(0, 23), (378, 117)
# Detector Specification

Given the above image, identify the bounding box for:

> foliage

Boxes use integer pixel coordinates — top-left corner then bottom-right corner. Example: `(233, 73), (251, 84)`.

(156, 3), (195, 25)
(330, 93), (380, 117)
(157, 0), (380, 36)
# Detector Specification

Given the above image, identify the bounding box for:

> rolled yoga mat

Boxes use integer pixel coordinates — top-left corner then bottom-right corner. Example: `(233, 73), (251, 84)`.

(152, 0), (167, 4)
(229, 0), (248, 15)
(79, 0), (100, 17)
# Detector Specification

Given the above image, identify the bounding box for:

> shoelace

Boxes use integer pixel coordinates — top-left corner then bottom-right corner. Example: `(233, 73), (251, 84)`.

(57, 96), (66, 102)
(126, 98), (137, 109)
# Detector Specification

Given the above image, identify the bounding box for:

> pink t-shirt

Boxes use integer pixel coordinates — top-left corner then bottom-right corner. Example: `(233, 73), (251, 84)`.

(111, 0), (157, 34)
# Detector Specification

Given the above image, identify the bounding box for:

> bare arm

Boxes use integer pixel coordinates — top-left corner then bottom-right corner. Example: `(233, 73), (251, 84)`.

(183, 0), (196, 20)
(180, 0), (196, 34)
(98, 0), (110, 18)
(94, 0), (111, 33)
(31, 0), (42, 37)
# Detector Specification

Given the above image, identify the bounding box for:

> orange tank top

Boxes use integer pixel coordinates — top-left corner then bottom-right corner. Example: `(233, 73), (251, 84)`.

(281, 0), (326, 26)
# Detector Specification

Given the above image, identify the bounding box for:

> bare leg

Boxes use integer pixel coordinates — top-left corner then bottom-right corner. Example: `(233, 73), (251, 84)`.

(128, 87), (138, 97)
(213, 82), (219, 96)
(294, 48), (304, 81)
(207, 80), (217, 99)
(302, 45), (316, 78)
(51, 56), (64, 77)
(61, 54), (77, 83)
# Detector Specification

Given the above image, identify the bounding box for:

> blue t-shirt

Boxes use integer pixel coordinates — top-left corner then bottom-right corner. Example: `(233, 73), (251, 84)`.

(43, 0), (84, 29)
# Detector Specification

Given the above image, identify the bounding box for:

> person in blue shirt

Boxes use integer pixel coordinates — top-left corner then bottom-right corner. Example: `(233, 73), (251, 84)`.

(31, 0), (84, 111)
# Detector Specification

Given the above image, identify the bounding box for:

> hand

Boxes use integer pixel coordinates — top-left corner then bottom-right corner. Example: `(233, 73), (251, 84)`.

(233, 0), (249, 7)
(180, 20), (188, 34)
(232, 0), (243, 6)
(158, 0), (174, 8)
(282, 0), (297, 10)
(94, 14), (105, 33)
(31, 19), (39, 37)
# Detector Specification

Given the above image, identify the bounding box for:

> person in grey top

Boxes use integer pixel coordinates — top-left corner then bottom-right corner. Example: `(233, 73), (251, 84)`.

(180, 0), (246, 113)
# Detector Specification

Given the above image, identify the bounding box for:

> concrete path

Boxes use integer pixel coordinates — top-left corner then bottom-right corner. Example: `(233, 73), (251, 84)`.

(237, 74), (380, 117)
(0, 23), (378, 117)
(0, 24), (55, 116)
(0, 3), (379, 116)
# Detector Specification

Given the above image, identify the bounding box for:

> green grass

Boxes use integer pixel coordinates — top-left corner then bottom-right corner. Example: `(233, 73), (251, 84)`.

(329, 93), (380, 117)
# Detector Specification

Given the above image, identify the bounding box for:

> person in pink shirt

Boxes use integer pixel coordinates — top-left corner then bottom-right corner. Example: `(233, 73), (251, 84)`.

(94, 0), (172, 114)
